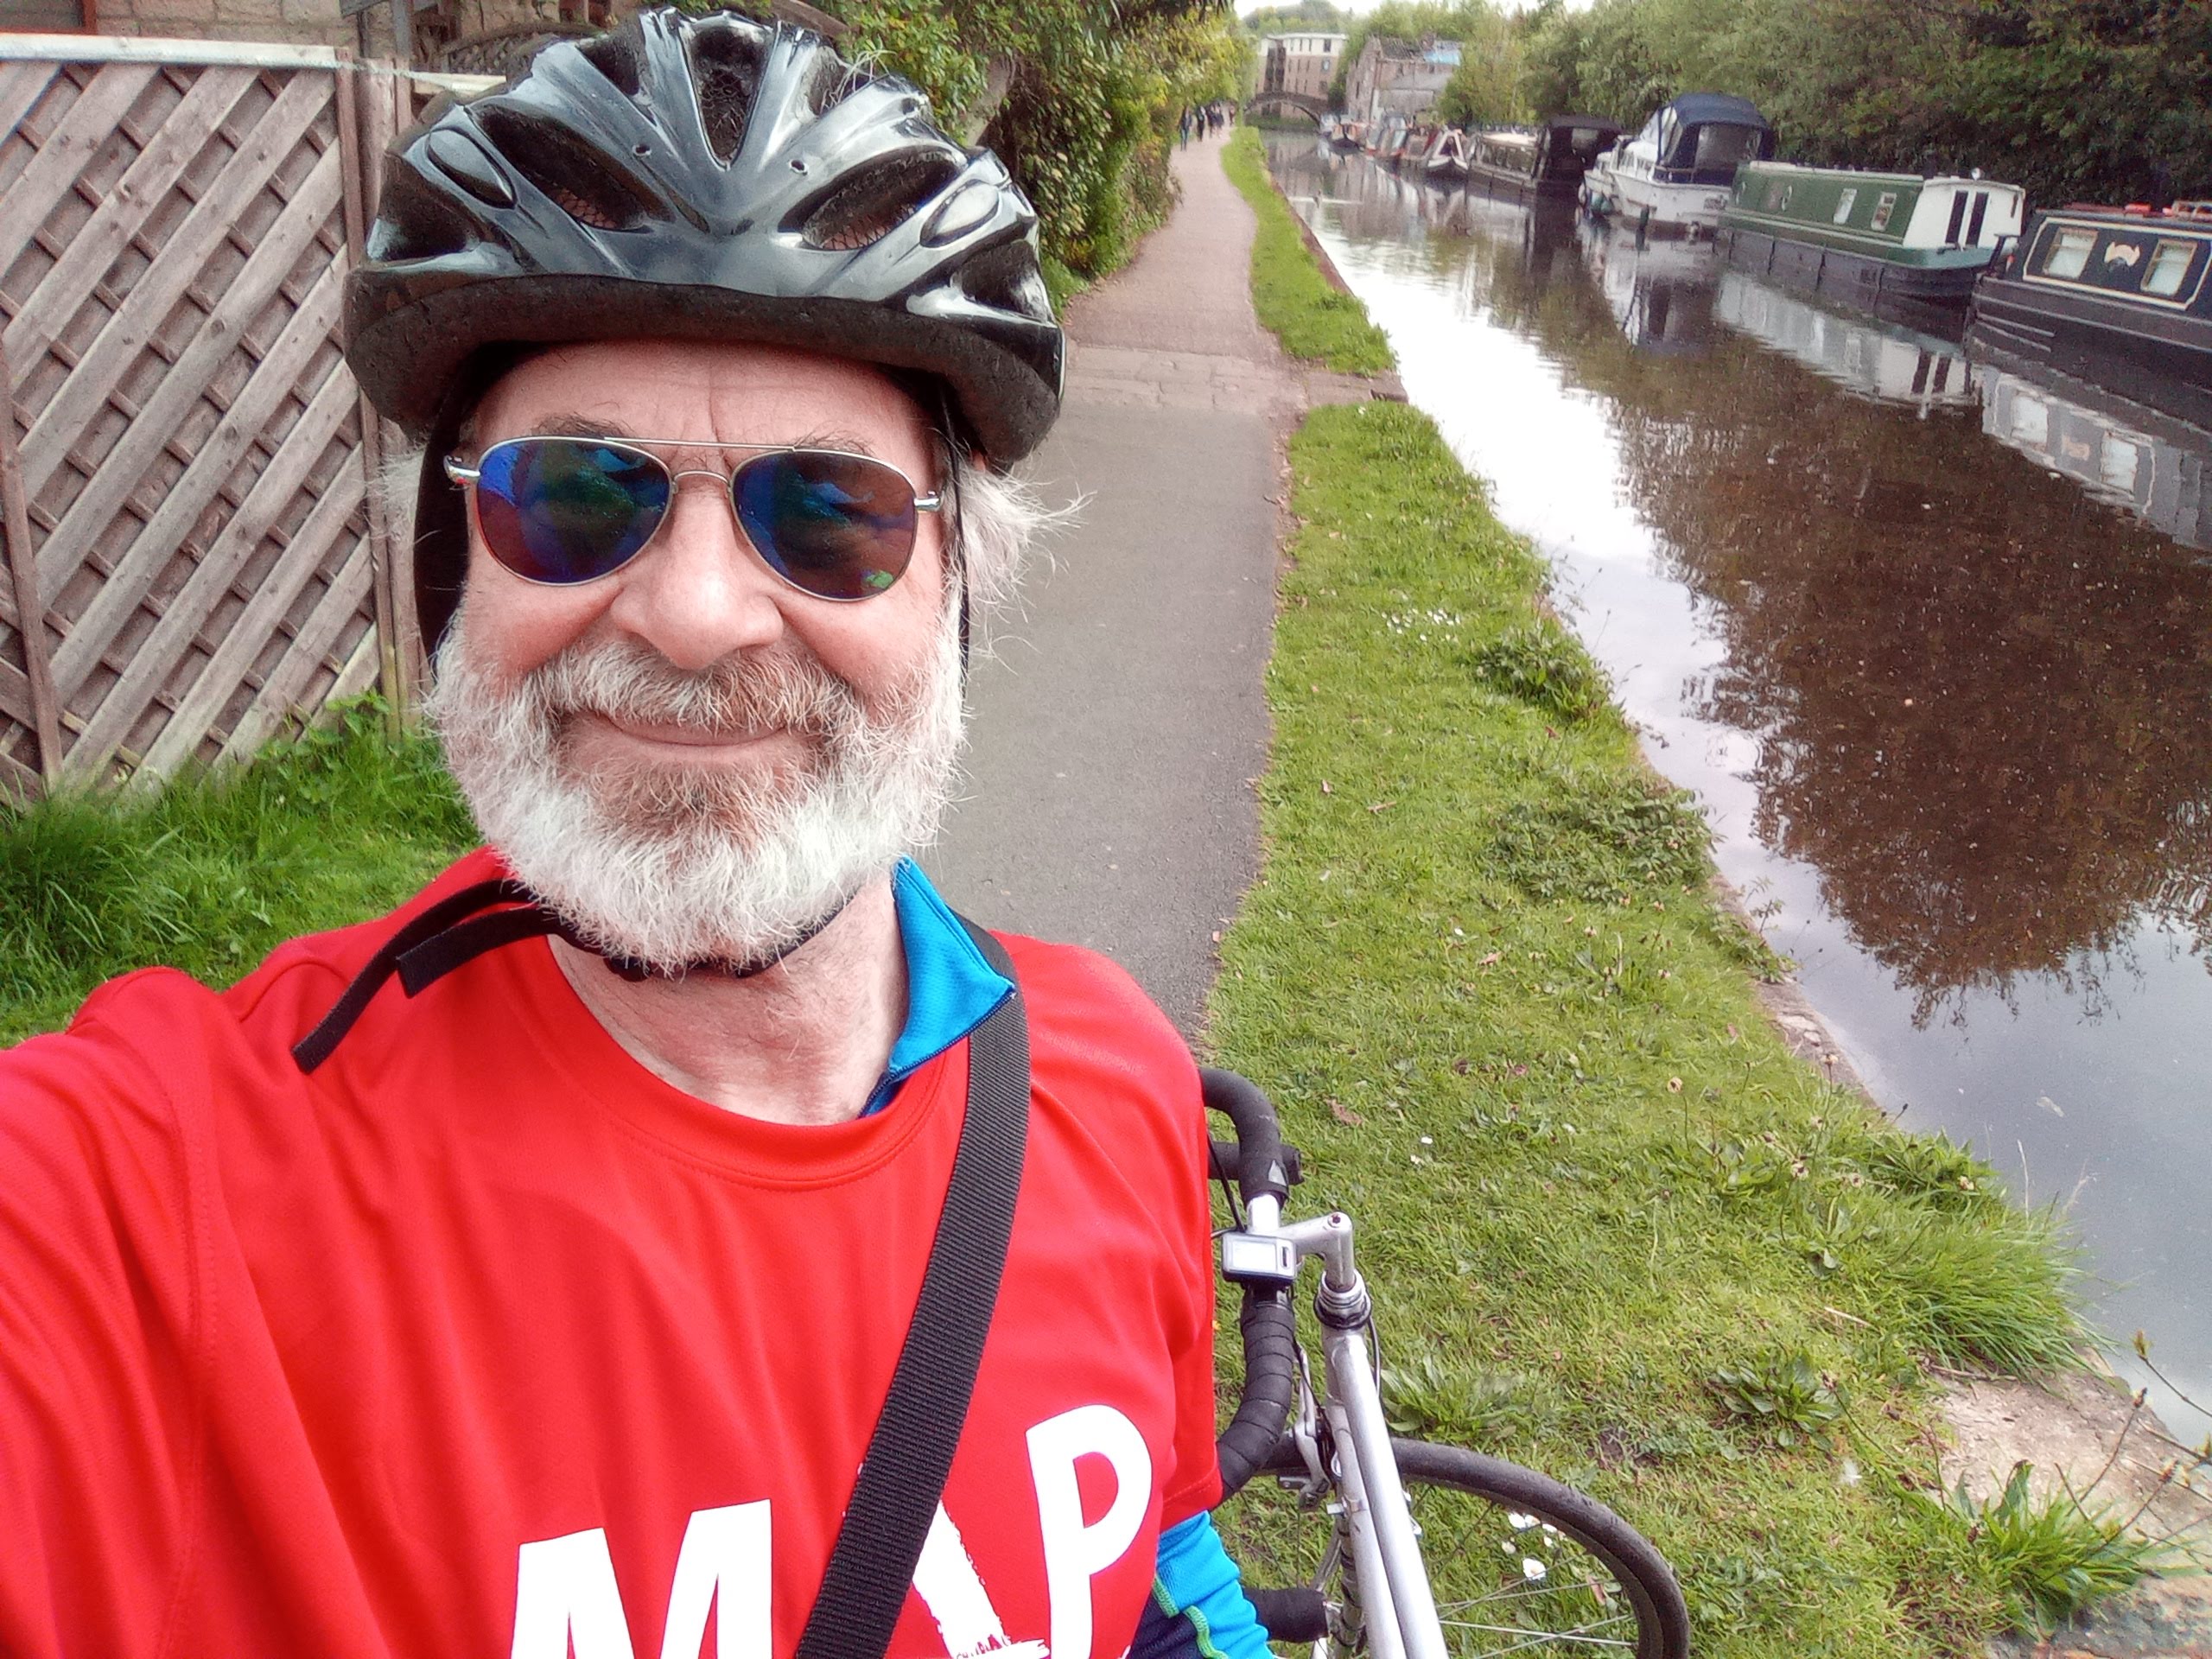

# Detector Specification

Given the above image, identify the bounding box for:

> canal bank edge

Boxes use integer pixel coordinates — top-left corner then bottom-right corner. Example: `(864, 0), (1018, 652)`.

(1216, 132), (2209, 1656)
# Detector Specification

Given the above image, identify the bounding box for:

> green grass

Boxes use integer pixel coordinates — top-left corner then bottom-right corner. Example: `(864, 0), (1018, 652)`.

(1221, 128), (1395, 375)
(1201, 400), (2096, 1655)
(0, 699), (475, 1042)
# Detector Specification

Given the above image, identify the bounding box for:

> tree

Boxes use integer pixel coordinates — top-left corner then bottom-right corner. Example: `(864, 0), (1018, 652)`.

(1241, 0), (1350, 36)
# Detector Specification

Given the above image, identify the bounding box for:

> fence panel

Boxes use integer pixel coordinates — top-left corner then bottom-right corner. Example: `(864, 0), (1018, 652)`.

(0, 39), (416, 797)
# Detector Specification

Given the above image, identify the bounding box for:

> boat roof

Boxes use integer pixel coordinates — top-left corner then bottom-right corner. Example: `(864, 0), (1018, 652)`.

(1738, 160), (2023, 194)
(2043, 201), (2212, 226)
(1662, 92), (1770, 130)
(1543, 113), (1620, 133)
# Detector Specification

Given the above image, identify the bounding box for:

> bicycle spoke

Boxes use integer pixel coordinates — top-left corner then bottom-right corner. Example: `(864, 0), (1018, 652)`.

(1433, 1580), (1622, 1611)
(1434, 1625), (1639, 1655)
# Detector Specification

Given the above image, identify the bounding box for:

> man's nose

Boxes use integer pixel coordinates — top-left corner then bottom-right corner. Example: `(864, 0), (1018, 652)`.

(604, 474), (788, 671)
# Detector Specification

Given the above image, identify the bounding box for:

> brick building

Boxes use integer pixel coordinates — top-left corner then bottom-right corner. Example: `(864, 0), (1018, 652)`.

(1258, 30), (1343, 106)
(1344, 34), (1459, 126)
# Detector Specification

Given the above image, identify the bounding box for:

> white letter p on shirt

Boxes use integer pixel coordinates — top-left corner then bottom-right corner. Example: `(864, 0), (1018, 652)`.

(1027, 1405), (1153, 1659)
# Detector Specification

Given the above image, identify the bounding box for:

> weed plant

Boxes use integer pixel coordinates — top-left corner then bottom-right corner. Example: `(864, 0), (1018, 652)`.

(0, 700), (474, 1042)
(1204, 400), (2093, 1656)
(1220, 129), (1395, 375)
(1930, 1461), (2181, 1635)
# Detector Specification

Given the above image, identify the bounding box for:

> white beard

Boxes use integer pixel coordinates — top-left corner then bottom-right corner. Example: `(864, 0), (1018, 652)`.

(426, 604), (965, 973)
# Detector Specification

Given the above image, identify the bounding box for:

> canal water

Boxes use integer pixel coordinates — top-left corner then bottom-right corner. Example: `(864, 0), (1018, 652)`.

(1261, 135), (2212, 1441)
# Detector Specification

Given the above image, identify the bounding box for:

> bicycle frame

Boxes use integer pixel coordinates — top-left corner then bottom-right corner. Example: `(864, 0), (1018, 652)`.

(1230, 1195), (1450, 1659)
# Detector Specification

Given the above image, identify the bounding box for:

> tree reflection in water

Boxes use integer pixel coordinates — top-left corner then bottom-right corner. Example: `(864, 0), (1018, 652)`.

(1448, 188), (2212, 1023)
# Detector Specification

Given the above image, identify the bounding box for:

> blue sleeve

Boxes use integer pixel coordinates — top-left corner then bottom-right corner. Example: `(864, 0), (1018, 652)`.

(1133, 1511), (1273, 1659)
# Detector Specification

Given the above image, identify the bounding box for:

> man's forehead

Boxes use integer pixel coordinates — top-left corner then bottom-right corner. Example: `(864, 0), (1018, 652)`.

(474, 339), (930, 440)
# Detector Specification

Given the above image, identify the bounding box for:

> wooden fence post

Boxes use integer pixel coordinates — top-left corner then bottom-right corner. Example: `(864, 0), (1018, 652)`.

(335, 52), (405, 730)
(0, 335), (62, 790)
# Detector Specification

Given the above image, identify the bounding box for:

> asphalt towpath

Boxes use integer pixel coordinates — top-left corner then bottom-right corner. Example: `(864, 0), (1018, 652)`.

(923, 130), (1304, 1034)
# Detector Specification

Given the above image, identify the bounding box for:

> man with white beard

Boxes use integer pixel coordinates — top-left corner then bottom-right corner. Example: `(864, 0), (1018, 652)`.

(0, 13), (1274, 1659)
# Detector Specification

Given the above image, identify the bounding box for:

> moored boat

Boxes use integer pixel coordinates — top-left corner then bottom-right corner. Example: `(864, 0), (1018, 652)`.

(1425, 127), (1470, 182)
(1580, 93), (1774, 237)
(1465, 115), (1621, 204)
(1968, 202), (2212, 429)
(1392, 124), (1440, 170)
(1719, 162), (2024, 309)
(1328, 120), (1363, 152)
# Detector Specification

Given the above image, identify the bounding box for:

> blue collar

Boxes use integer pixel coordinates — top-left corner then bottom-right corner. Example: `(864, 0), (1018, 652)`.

(861, 861), (1014, 1116)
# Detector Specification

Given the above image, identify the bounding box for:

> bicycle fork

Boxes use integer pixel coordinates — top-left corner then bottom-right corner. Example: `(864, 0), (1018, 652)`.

(1259, 1205), (1451, 1659)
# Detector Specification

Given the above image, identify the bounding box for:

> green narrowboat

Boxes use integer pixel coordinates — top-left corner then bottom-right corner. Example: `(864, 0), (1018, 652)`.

(1719, 162), (2024, 307)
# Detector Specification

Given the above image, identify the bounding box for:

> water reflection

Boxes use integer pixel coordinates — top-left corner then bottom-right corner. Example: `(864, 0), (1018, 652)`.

(1715, 273), (1976, 411)
(1263, 136), (2212, 1437)
(1582, 222), (1720, 356)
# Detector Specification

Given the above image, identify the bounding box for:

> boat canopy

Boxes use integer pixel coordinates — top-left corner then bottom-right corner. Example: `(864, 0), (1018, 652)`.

(1641, 92), (1776, 184)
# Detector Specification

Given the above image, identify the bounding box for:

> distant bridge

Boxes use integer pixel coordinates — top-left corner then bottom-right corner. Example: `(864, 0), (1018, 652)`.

(1246, 91), (1330, 124)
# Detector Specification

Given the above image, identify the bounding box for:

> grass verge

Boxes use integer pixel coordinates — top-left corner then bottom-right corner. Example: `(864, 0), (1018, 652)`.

(1205, 174), (2107, 1648)
(1221, 127), (1394, 375)
(0, 699), (475, 1043)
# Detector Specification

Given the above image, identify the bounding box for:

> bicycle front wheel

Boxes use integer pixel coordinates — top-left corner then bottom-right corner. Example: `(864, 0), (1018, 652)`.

(1249, 1436), (1691, 1659)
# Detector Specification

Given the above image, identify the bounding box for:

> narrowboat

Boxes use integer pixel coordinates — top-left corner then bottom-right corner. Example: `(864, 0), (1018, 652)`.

(1713, 271), (1977, 411)
(1968, 202), (2212, 429)
(1363, 115), (1405, 158)
(1580, 93), (1774, 236)
(1719, 163), (2024, 308)
(1392, 124), (1440, 170)
(1465, 115), (1622, 204)
(1426, 128), (1471, 182)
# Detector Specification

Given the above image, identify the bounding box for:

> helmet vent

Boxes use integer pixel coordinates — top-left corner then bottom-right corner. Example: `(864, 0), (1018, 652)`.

(478, 107), (649, 232)
(575, 35), (640, 99)
(798, 151), (959, 251)
(690, 23), (766, 163)
(958, 241), (1049, 319)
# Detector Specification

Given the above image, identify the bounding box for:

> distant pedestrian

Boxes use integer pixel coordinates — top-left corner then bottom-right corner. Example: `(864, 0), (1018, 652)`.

(1179, 106), (1192, 148)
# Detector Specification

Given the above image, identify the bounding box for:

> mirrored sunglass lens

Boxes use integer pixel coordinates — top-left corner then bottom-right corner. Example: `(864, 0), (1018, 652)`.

(733, 452), (917, 600)
(476, 440), (669, 583)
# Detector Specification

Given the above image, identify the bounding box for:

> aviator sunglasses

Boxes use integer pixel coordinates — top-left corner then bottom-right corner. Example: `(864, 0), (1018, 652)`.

(443, 435), (944, 602)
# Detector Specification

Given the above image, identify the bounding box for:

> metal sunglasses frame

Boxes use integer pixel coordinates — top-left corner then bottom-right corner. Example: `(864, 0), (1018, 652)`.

(442, 434), (944, 602)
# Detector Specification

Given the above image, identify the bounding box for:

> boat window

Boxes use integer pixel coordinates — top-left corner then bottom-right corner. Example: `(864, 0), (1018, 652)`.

(2039, 226), (2096, 280)
(1691, 123), (1761, 172)
(2143, 238), (2195, 297)
(1764, 179), (1785, 211)
(1967, 191), (1990, 245)
(1834, 188), (1857, 224)
(1871, 191), (1899, 232)
(2007, 394), (2050, 447)
(1945, 191), (1968, 245)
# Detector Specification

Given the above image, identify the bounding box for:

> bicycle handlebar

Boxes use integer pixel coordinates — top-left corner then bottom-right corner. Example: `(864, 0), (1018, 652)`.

(1201, 1067), (1301, 1498)
(1200, 1068), (1294, 1207)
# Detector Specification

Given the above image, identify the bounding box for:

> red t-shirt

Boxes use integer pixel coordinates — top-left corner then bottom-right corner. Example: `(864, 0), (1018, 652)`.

(0, 850), (1222, 1658)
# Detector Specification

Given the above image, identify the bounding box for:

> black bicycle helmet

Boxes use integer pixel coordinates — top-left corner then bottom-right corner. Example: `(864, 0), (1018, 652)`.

(344, 7), (1063, 651)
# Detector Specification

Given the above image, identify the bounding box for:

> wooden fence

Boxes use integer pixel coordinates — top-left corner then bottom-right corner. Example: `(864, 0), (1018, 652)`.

(0, 37), (492, 800)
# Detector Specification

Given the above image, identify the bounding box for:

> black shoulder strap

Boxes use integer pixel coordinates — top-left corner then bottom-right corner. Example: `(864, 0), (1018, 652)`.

(797, 918), (1029, 1659)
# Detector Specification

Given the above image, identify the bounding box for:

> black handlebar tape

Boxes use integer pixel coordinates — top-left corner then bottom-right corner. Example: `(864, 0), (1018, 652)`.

(1244, 1586), (1331, 1644)
(1215, 1289), (1299, 1497)
(1199, 1068), (1291, 1205)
